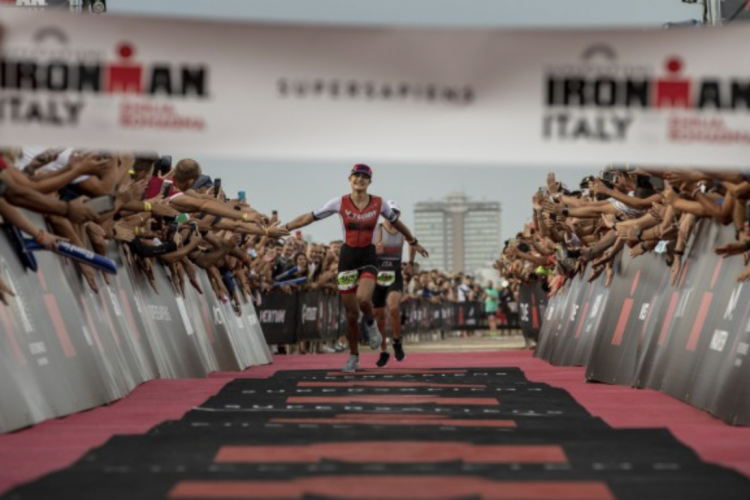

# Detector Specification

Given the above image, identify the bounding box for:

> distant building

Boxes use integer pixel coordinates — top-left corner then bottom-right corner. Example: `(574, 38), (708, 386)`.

(414, 193), (501, 274)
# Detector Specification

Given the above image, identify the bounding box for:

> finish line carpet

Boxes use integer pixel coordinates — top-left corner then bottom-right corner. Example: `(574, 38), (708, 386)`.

(3, 366), (750, 500)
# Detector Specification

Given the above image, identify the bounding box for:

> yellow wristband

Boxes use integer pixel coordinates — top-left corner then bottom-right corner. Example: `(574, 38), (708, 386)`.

(144, 202), (152, 212)
(134, 227), (140, 236)
(263, 226), (269, 236)
(242, 213), (248, 223)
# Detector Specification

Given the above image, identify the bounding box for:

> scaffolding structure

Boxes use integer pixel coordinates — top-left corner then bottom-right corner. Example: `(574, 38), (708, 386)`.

(68, 0), (106, 13)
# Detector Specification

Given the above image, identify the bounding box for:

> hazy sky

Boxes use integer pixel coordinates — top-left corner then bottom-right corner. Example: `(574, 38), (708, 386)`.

(104, 0), (703, 246)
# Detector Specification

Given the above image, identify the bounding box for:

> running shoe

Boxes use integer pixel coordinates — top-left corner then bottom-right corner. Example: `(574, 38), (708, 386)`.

(342, 354), (360, 372)
(366, 321), (382, 350)
(376, 351), (390, 368)
(393, 339), (406, 361)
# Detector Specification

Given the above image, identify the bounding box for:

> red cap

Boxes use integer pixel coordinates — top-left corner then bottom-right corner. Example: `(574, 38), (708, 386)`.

(350, 164), (372, 178)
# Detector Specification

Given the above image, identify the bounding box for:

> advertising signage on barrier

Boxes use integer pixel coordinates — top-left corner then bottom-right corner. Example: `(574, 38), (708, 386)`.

(536, 220), (750, 425)
(518, 282), (547, 343)
(0, 210), (271, 434)
(3, 8), (750, 166)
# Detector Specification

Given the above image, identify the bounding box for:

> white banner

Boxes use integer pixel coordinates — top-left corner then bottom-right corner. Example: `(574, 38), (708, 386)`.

(2, 7), (750, 167)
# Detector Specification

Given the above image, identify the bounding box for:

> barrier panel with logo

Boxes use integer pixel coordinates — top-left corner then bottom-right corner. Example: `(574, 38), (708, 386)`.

(0, 212), (271, 434)
(518, 282), (548, 343)
(536, 221), (750, 425)
(257, 292), (488, 347)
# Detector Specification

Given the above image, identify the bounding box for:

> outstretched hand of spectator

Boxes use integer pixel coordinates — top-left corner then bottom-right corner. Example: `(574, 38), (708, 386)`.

(662, 183), (679, 205)
(546, 173), (558, 194)
(70, 151), (111, 177)
(679, 214), (696, 242)
(113, 222), (136, 243)
(605, 263), (615, 288)
(648, 203), (666, 223)
(591, 179), (610, 195)
(265, 224), (290, 239)
(182, 258), (203, 295)
(715, 240), (750, 258)
(588, 265), (604, 283)
(616, 225), (639, 242)
(66, 198), (98, 224)
(150, 201), (179, 219)
(737, 263), (750, 282)
(117, 180), (147, 207)
(601, 213), (617, 229)
(630, 243), (647, 259)
(664, 170), (703, 184)
(0, 275), (16, 305)
(670, 254), (682, 287)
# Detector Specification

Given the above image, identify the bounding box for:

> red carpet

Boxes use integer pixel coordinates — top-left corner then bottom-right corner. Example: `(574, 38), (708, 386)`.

(1, 350), (749, 495)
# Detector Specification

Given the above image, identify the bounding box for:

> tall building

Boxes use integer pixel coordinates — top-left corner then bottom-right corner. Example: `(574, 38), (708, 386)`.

(414, 193), (501, 274)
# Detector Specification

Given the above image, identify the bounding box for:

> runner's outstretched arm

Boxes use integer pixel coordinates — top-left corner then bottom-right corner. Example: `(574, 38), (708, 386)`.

(391, 219), (429, 258)
(282, 212), (315, 231)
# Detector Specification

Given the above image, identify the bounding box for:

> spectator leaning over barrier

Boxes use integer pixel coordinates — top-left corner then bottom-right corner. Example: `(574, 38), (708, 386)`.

(498, 166), (750, 302)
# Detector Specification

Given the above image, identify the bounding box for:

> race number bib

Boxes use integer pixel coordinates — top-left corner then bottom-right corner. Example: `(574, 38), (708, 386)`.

(376, 271), (396, 287)
(337, 270), (359, 291)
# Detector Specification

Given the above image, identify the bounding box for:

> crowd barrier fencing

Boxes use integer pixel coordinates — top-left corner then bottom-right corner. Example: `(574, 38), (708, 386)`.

(0, 211), (271, 435)
(256, 290), (488, 345)
(517, 282), (548, 343)
(533, 220), (750, 425)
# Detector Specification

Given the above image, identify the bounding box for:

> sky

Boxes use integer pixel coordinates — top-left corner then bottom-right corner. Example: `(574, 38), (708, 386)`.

(103, 0), (703, 249)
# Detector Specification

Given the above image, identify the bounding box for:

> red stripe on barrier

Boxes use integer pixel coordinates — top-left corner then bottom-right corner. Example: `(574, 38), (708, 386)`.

(169, 477), (613, 500)
(36, 268), (48, 291)
(686, 292), (713, 351)
(531, 292), (539, 329)
(658, 292), (680, 346)
(710, 260), (722, 290)
(286, 395), (499, 406)
(0, 306), (27, 365)
(43, 294), (76, 358)
(215, 443), (567, 464)
(611, 298), (634, 346)
(630, 270), (641, 296)
(119, 290), (140, 341)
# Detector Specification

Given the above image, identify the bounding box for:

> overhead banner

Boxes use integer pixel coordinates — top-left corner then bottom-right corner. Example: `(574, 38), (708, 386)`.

(0, 0), (70, 8)
(3, 8), (750, 166)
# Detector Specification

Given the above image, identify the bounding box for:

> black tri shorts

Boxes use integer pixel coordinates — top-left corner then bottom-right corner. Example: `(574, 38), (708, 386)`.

(336, 244), (378, 295)
(372, 269), (404, 308)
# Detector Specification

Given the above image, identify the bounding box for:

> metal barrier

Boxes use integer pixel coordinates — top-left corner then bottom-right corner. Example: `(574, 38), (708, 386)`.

(256, 289), (487, 345)
(534, 221), (750, 425)
(0, 212), (270, 434)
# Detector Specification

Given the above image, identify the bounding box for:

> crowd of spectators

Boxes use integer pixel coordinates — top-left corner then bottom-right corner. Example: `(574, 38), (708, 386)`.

(497, 166), (750, 297)
(0, 147), (516, 335)
(0, 146), (527, 361)
(0, 147), (289, 311)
